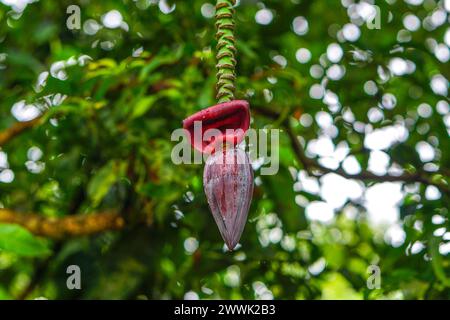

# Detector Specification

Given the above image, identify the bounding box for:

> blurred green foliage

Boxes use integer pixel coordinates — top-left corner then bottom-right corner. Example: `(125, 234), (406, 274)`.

(0, 0), (449, 299)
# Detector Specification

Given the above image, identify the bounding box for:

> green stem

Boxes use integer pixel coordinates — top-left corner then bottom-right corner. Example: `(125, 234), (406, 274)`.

(429, 236), (450, 287)
(215, 0), (237, 103)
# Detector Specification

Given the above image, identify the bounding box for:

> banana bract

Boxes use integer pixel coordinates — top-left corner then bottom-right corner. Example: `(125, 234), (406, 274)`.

(203, 147), (253, 251)
(182, 100), (253, 251)
(182, 100), (250, 154)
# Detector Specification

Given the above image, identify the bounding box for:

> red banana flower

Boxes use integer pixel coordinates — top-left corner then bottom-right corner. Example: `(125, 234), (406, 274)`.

(183, 100), (253, 251)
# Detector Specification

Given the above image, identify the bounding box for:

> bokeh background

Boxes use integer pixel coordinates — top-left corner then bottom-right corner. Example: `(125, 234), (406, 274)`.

(0, 0), (449, 299)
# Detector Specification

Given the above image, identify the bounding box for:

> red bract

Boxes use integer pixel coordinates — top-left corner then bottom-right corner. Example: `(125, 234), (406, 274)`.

(182, 100), (250, 154)
(203, 147), (253, 251)
(182, 100), (253, 250)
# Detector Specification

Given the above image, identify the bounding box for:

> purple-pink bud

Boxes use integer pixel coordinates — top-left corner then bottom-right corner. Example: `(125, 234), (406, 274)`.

(203, 147), (253, 251)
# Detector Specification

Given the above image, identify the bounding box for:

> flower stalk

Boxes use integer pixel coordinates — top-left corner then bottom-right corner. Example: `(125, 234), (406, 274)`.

(215, 0), (237, 103)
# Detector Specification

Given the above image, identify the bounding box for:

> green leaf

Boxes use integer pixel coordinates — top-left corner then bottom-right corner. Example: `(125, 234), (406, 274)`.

(0, 224), (51, 257)
(429, 236), (450, 287)
(139, 46), (184, 80)
(87, 160), (125, 207)
(130, 95), (158, 119)
(0, 286), (13, 300)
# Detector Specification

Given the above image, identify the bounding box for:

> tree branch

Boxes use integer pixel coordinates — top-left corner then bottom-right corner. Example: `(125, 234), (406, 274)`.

(0, 78), (175, 149)
(254, 106), (449, 196)
(285, 125), (448, 194)
(0, 117), (42, 147)
(0, 209), (125, 238)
